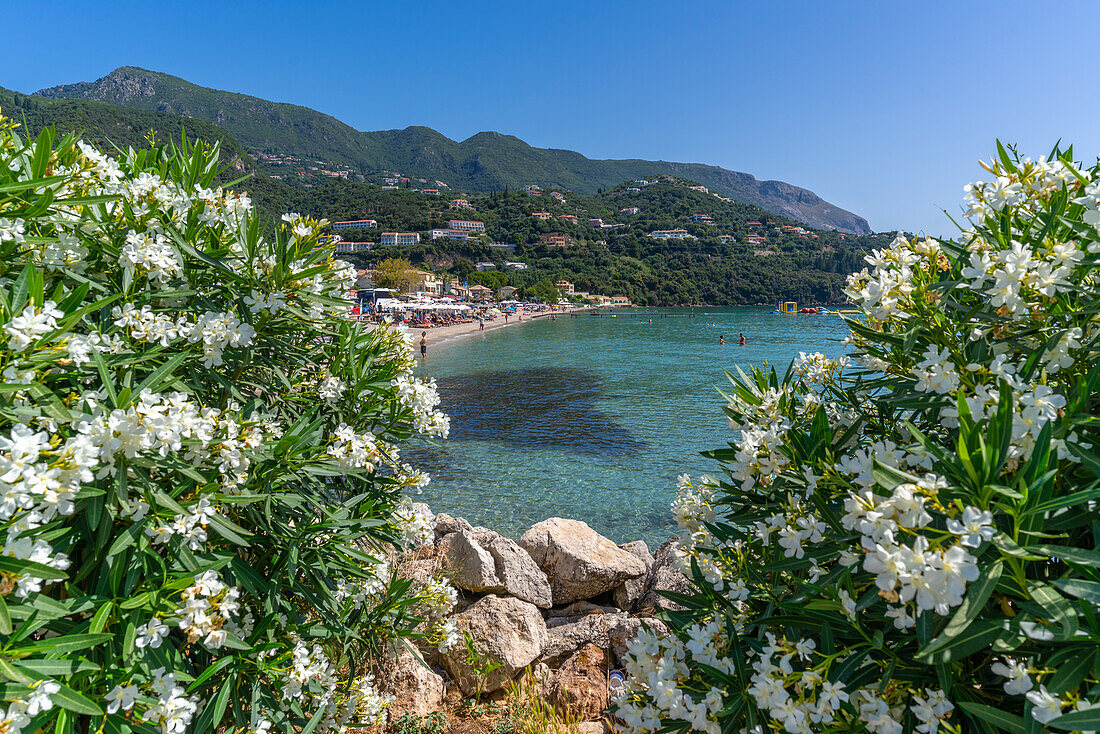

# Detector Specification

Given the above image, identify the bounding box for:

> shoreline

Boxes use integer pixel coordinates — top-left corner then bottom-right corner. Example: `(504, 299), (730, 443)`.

(417, 307), (593, 349)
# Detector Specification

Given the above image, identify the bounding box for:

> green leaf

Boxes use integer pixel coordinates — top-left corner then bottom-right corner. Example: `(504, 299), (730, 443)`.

(0, 596), (11, 635)
(958, 701), (1025, 733)
(0, 555), (68, 581)
(13, 632), (112, 656)
(1027, 581), (1078, 638)
(1048, 708), (1100, 730)
(1046, 648), (1094, 694)
(14, 659), (101, 677)
(90, 599), (114, 633)
(1037, 545), (1100, 568)
(52, 682), (105, 715)
(918, 619), (1008, 663)
(1053, 578), (1100, 605)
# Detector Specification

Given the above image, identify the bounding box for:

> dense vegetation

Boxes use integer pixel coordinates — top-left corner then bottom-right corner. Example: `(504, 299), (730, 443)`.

(271, 178), (892, 305)
(0, 116), (454, 733)
(618, 145), (1100, 733)
(32, 67), (870, 233)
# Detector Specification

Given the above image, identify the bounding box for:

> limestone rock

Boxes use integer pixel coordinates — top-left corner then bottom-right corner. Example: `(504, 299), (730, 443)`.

(434, 513), (473, 540)
(576, 723), (611, 734)
(439, 529), (552, 608)
(546, 644), (609, 721)
(518, 519), (647, 605)
(611, 541), (654, 611)
(541, 611), (632, 666)
(441, 594), (549, 695)
(636, 540), (692, 612)
(374, 644), (444, 718)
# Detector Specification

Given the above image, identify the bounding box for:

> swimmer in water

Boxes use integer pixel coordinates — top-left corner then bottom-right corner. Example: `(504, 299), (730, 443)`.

(719, 335), (726, 345)
(739, 333), (746, 345)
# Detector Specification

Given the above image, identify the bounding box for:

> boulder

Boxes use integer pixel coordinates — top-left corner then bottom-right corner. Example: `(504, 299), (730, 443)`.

(374, 644), (444, 718)
(546, 644), (609, 722)
(611, 541), (654, 611)
(636, 540), (692, 612)
(439, 529), (552, 608)
(541, 611), (632, 667)
(576, 724), (611, 734)
(519, 519), (647, 605)
(441, 594), (549, 696)
(434, 513), (473, 540)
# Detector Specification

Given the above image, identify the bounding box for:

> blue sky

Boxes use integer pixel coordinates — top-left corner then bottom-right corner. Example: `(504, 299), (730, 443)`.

(4, 0), (1099, 234)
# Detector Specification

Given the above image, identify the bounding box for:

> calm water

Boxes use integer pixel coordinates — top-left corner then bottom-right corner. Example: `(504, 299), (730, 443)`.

(408, 307), (851, 545)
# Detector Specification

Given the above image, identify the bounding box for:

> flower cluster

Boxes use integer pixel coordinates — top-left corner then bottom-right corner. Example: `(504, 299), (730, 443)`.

(0, 118), (452, 733)
(615, 144), (1100, 732)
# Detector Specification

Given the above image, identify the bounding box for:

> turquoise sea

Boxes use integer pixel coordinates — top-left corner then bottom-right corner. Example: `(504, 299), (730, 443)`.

(408, 307), (852, 546)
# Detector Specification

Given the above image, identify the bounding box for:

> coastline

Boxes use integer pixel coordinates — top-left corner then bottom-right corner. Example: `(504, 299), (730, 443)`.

(418, 307), (592, 348)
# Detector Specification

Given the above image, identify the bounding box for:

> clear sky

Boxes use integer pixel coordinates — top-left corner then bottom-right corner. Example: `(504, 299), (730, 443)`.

(4, 0), (1099, 234)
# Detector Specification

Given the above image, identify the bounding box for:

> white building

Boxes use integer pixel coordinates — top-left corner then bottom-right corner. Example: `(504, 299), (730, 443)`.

(448, 219), (486, 232)
(380, 232), (421, 246)
(334, 241), (373, 254)
(649, 229), (692, 240)
(332, 219), (378, 230)
(505, 261), (528, 270)
(430, 229), (469, 241)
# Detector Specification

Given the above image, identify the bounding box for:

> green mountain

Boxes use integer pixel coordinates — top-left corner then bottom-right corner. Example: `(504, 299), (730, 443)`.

(32, 67), (872, 234)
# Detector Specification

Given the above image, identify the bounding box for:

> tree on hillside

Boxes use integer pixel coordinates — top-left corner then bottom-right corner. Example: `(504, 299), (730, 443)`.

(373, 256), (419, 292)
(523, 278), (560, 303)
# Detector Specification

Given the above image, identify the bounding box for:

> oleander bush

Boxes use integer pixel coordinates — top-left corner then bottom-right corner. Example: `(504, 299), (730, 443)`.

(0, 114), (457, 734)
(616, 144), (1100, 733)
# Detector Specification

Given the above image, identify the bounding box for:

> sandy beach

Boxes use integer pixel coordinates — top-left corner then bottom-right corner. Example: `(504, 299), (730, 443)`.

(418, 307), (591, 348)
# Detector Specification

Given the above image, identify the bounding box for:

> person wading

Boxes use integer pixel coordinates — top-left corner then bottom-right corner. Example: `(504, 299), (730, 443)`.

(420, 331), (428, 357)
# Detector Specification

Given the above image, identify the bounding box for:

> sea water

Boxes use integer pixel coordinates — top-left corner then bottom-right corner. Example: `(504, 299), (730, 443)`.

(408, 307), (851, 545)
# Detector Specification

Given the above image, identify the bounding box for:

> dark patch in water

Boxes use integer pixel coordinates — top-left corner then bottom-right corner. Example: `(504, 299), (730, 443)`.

(437, 367), (645, 455)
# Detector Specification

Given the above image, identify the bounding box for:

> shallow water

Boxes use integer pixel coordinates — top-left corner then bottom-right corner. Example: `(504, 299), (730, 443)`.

(409, 307), (851, 545)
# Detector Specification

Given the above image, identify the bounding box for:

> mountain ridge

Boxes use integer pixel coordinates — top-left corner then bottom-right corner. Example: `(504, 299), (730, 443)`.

(33, 66), (872, 234)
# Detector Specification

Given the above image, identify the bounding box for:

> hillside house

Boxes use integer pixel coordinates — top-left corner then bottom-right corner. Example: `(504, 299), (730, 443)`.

(620, 207), (640, 215)
(448, 219), (485, 232)
(332, 219), (378, 230)
(505, 261), (528, 270)
(334, 241), (373, 254)
(380, 232), (420, 246)
(467, 284), (494, 300)
(450, 199), (473, 209)
(500, 286), (518, 298)
(555, 280), (575, 295)
(475, 262), (496, 271)
(532, 211), (552, 220)
(430, 229), (468, 241)
(649, 229), (692, 240)
(412, 271), (442, 296)
(541, 234), (571, 247)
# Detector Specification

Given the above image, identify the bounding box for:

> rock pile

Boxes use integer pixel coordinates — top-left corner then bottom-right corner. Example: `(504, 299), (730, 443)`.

(378, 511), (691, 727)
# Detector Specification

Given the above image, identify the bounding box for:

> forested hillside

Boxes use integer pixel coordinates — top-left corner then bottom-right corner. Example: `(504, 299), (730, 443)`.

(277, 178), (892, 306)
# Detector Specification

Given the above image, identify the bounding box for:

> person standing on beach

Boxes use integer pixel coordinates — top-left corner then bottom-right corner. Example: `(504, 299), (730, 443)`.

(505, 313), (509, 324)
(479, 317), (484, 331)
(420, 331), (428, 357)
